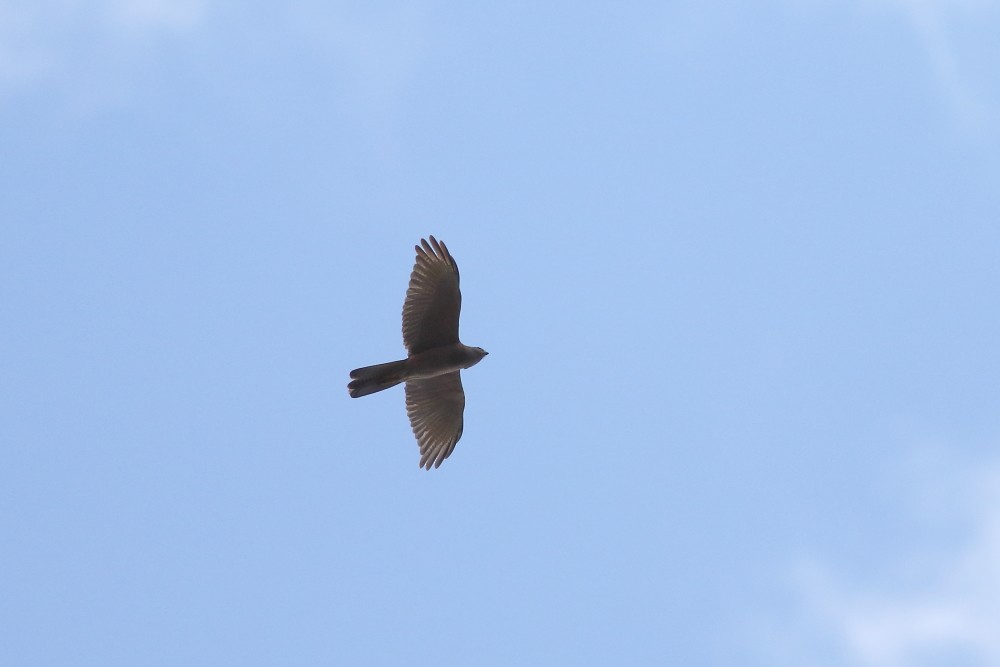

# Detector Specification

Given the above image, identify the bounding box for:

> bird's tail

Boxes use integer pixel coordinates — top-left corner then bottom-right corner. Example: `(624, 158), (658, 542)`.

(348, 359), (407, 398)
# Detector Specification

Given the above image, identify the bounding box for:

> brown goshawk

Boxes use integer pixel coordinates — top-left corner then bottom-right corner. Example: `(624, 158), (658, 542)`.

(348, 236), (487, 469)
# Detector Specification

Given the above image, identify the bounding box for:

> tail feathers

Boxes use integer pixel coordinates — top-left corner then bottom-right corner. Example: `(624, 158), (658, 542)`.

(348, 359), (407, 398)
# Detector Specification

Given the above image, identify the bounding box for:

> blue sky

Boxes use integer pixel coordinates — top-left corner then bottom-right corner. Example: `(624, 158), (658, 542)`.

(2, 1), (1000, 665)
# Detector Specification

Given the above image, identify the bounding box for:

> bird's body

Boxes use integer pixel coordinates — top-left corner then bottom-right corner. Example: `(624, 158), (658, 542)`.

(348, 343), (486, 396)
(348, 236), (487, 469)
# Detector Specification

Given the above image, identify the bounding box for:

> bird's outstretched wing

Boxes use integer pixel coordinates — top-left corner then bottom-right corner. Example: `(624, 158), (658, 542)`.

(402, 236), (461, 355)
(405, 373), (465, 470)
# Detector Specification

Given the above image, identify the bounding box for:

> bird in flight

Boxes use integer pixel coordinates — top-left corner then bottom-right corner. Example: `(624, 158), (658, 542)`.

(348, 236), (488, 469)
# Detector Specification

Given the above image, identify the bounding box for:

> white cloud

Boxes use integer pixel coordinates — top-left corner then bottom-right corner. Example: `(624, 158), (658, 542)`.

(783, 452), (1000, 666)
(108, 0), (205, 33)
(0, 0), (206, 104)
(883, 0), (999, 135)
(284, 1), (438, 160)
(782, 0), (999, 136)
(288, 1), (433, 103)
(0, 0), (430, 138)
(0, 1), (63, 87)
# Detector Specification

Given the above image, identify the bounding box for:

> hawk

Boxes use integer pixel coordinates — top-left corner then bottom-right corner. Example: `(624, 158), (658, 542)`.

(348, 236), (487, 469)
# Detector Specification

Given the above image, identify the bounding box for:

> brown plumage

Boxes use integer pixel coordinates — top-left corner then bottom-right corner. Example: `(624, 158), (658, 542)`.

(348, 236), (487, 469)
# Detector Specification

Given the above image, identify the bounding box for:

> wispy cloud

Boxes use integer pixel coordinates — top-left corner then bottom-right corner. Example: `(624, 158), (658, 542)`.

(285, 1), (438, 160)
(0, 0), (206, 105)
(288, 1), (433, 106)
(882, 0), (999, 136)
(658, 0), (999, 136)
(107, 0), (205, 33)
(0, 0), (432, 147)
(776, 449), (1000, 666)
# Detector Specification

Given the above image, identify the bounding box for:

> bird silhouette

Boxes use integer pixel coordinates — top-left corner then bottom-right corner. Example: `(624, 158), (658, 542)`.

(348, 236), (487, 469)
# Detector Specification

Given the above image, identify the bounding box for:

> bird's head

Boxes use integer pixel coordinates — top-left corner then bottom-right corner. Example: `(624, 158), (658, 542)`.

(464, 346), (488, 368)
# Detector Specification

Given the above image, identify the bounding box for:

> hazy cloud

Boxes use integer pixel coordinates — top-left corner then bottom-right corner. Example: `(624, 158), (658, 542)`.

(0, 0), (205, 104)
(288, 1), (433, 104)
(0, 0), (433, 142)
(107, 0), (205, 33)
(285, 1), (437, 158)
(884, 0), (999, 135)
(783, 450), (1000, 666)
